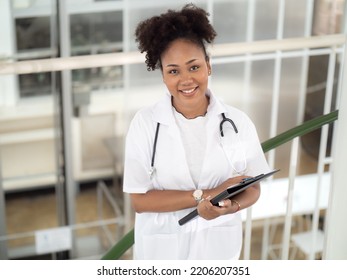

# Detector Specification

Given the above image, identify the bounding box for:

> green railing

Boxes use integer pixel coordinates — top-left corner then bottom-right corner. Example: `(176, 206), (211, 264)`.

(101, 110), (339, 260)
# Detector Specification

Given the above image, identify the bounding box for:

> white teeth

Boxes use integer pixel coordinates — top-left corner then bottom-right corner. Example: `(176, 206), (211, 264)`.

(181, 88), (195, 94)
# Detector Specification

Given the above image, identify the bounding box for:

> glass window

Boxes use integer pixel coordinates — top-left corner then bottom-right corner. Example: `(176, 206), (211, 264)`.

(70, 11), (122, 51)
(18, 71), (52, 98)
(15, 16), (54, 98)
(213, 1), (248, 44)
(15, 17), (51, 50)
(70, 11), (123, 93)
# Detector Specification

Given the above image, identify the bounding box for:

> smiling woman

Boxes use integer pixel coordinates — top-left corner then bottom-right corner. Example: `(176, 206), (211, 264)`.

(161, 39), (211, 119)
(122, 3), (270, 260)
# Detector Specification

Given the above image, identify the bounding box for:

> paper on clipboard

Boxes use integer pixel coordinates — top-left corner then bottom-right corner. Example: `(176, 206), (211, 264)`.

(178, 169), (280, 226)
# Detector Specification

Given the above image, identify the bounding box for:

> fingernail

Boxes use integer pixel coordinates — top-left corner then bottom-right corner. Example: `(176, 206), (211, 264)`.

(218, 201), (225, 207)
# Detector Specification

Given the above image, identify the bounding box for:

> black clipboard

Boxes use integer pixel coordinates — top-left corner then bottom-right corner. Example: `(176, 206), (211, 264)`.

(178, 169), (280, 226)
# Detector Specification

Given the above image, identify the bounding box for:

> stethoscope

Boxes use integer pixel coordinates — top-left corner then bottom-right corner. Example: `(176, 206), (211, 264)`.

(220, 113), (238, 136)
(149, 113), (244, 179)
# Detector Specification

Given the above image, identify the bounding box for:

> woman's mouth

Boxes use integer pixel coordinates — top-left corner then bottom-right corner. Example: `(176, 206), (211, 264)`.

(179, 87), (198, 96)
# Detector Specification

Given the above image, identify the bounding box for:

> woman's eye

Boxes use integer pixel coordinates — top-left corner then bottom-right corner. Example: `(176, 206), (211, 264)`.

(168, 69), (178, 75)
(190, 65), (200, 71)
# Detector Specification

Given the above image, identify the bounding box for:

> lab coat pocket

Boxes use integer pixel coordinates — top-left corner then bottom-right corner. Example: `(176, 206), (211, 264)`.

(143, 233), (179, 260)
(221, 140), (247, 175)
(204, 224), (242, 260)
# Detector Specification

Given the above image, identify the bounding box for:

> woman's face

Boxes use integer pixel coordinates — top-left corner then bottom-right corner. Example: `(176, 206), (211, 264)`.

(161, 39), (211, 118)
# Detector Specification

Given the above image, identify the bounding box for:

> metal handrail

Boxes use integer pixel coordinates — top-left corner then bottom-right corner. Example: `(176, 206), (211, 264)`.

(100, 110), (339, 260)
(0, 34), (345, 75)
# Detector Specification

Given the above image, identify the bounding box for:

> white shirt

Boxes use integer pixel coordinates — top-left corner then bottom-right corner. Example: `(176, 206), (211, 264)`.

(123, 90), (270, 260)
(173, 108), (207, 186)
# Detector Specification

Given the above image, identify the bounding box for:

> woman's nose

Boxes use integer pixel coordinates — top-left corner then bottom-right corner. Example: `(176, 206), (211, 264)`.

(180, 72), (193, 85)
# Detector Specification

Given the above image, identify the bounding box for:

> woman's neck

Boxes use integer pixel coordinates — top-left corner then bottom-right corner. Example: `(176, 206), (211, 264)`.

(172, 96), (209, 119)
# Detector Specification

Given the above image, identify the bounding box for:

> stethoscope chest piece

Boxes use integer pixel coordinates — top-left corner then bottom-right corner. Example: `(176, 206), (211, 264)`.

(149, 166), (156, 179)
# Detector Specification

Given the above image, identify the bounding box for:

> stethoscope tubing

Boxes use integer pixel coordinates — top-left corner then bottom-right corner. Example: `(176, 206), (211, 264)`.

(150, 113), (238, 176)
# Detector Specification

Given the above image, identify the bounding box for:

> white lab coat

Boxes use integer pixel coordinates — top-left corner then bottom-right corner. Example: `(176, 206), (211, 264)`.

(123, 90), (270, 259)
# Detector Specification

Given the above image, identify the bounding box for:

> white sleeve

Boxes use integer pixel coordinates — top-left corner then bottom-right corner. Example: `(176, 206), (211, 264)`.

(123, 112), (155, 194)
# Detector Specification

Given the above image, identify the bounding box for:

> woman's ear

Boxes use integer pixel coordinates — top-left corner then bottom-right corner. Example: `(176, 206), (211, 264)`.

(206, 58), (212, 76)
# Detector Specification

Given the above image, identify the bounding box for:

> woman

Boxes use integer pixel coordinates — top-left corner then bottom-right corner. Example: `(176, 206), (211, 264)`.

(123, 4), (270, 260)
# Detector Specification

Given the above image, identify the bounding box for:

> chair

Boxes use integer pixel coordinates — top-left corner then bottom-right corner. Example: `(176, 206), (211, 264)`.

(291, 230), (324, 259)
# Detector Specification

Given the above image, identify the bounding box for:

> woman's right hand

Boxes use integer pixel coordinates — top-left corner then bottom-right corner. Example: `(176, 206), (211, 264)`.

(197, 176), (249, 220)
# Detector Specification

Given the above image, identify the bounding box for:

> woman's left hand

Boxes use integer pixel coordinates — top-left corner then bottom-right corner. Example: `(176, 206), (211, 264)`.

(197, 197), (235, 220)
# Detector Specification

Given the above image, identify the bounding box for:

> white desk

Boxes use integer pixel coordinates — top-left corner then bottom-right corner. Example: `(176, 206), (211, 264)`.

(242, 172), (330, 221)
(241, 172), (330, 259)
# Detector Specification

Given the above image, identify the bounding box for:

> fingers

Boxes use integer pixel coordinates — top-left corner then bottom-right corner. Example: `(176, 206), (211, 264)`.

(197, 196), (215, 219)
(198, 197), (231, 220)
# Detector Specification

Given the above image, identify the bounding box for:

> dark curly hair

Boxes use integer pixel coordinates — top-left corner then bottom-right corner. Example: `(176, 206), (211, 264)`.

(135, 3), (217, 71)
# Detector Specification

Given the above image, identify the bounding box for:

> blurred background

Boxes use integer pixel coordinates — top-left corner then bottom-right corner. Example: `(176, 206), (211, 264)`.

(0, 0), (344, 260)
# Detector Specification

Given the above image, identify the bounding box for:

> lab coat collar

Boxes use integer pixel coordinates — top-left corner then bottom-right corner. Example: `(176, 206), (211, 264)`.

(151, 92), (174, 125)
(151, 89), (228, 125)
(206, 89), (228, 117)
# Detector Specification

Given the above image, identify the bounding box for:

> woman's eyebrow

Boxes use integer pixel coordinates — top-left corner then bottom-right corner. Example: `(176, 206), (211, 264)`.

(165, 58), (198, 68)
